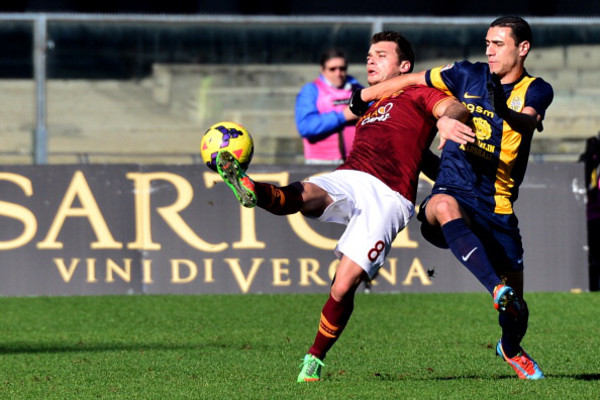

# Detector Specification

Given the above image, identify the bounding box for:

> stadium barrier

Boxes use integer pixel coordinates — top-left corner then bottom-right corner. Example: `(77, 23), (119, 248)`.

(0, 162), (587, 296)
(0, 14), (599, 164)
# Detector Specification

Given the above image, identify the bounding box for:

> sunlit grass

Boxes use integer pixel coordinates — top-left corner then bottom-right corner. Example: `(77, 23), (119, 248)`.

(0, 292), (598, 399)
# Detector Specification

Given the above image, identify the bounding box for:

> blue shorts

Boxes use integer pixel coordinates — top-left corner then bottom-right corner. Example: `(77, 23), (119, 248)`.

(418, 190), (524, 272)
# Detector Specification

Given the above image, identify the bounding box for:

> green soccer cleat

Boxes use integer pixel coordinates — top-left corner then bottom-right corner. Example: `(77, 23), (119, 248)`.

(297, 354), (324, 382)
(216, 150), (257, 208)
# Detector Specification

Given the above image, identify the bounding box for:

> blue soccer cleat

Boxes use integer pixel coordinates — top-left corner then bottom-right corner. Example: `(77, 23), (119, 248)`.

(496, 340), (544, 380)
(493, 284), (516, 312)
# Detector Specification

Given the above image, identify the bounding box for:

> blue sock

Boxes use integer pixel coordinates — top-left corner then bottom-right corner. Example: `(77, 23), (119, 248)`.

(442, 219), (501, 294)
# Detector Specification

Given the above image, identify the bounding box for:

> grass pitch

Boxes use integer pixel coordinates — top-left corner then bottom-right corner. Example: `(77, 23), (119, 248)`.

(0, 292), (598, 399)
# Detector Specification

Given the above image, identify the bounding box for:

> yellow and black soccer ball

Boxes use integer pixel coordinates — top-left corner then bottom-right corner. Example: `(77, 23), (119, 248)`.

(200, 121), (254, 172)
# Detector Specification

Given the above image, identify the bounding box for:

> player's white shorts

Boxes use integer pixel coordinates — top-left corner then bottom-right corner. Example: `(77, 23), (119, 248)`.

(306, 169), (414, 279)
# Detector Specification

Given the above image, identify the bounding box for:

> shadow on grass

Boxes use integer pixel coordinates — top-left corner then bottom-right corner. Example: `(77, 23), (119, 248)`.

(373, 372), (600, 381)
(544, 373), (600, 381)
(0, 341), (253, 355)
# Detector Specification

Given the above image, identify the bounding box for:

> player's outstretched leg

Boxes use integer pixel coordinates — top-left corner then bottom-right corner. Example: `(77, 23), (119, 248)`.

(496, 340), (544, 380)
(297, 354), (325, 382)
(216, 150), (257, 208)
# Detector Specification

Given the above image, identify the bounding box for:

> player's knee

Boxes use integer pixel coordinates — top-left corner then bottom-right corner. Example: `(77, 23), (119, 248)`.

(330, 282), (354, 302)
(330, 275), (363, 302)
(430, 196), (458, 221)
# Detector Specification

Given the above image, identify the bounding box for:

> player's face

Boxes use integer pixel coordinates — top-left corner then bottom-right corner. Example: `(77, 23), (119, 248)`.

(486, 26), (528, 78)
(321, 57), (348, 88)
(366, 41), (403, 86)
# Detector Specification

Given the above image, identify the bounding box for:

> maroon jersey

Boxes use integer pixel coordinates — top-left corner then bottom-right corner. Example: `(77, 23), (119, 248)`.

(338, 85), (451, 204)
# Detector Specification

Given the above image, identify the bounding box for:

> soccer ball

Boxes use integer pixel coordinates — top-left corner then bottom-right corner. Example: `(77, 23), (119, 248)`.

(200, 121), (254, 172)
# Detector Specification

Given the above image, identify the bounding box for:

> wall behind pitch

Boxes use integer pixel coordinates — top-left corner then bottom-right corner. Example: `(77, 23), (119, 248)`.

(0, 163), (587, 296)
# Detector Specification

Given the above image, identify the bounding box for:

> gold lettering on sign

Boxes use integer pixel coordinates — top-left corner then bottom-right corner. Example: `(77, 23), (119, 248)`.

(142, 259), (153, 284)
(402, 258), (432, 286)
(38, 171), (122, 250)
(375, 257), (398, 285)
(391, 228), (418, 249)
(298, 258), (328, 286)
(328, 259), (340, 281)
(205, 172), (292, 250)
(127, 172), (227, 252)
(235, 206), (265, 249)
(54, 258), (80, 282)
(225, 258), (263, 293)
(0, 172), (37, 250)
(272, 258), (291, 286)
(203, 259), (215, 283)
(106, 258), (132, 282)
(288, 213), (338, 250)
(86, 258), (98, 282)
(171, 259), (198, 283)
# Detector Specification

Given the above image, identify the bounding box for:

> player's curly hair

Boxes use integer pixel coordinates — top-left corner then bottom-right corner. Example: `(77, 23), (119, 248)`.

(371, 31), (415, 73)
(490, 16), (533, 45)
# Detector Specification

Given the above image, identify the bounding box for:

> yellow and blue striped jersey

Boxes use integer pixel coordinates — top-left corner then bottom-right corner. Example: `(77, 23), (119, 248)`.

(425, 61), (554, 214)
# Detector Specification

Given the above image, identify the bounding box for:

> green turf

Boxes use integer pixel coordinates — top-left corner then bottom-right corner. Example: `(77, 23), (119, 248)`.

(0, 292), (598, 399)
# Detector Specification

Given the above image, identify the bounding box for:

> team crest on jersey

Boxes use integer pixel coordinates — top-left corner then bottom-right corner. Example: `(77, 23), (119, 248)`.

(472, 117), (492, 141)
(510, 96), (523, 111)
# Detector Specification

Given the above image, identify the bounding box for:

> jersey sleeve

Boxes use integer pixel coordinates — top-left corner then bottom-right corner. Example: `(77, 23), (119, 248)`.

(524, 78), (554, 119)
(417, 86), (453, 116)
(425, 62), (467, 96)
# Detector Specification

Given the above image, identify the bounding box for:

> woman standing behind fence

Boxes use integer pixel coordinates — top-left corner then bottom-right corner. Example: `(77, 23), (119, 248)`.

(294, 48), (363, 165)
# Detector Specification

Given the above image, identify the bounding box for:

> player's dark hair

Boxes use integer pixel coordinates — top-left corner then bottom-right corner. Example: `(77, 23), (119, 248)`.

(319, 48), (347, 68)
(371, 31), (415, 72)
(490, 16), (533, 45)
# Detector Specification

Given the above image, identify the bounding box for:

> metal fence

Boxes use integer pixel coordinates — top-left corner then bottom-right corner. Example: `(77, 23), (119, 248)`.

(1, 14), (599, 164)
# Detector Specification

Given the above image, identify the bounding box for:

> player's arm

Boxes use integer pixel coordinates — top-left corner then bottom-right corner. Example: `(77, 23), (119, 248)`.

(348, 71), (427, 115)
(433, 98), (476, 150)
(503, 107), (539, 135)
(295, 84), (348, 138)
(363, 71), (427, 101)
(420, 98), (474, 180)
(488, 73), (538, 135)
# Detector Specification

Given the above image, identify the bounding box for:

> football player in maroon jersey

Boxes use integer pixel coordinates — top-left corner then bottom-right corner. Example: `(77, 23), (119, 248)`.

(215, 31), (475, 382)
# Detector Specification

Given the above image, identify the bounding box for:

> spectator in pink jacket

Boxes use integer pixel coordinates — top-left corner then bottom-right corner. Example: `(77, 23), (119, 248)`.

(295, 48), (363, 165)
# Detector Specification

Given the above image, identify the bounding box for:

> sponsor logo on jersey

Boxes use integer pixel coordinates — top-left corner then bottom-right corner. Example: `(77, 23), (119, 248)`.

(463, 92), (481, 99)
(463, 142), (495, 160)
(360, 103), (393, 125)
(462, 102), (495, 118)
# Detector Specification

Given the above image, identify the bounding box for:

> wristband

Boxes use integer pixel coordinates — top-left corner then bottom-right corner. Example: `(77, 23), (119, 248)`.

(348, 89), (369, 116)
